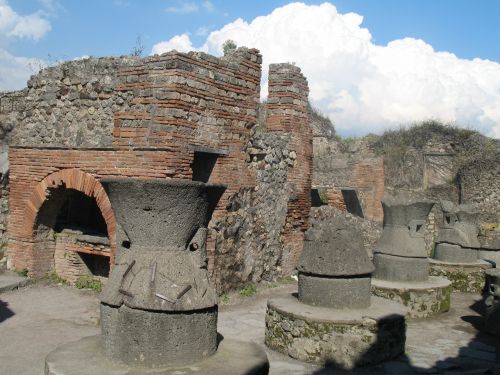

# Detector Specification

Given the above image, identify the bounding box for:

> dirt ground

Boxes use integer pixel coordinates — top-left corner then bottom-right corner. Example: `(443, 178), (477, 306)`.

(0, 280), (499, 375)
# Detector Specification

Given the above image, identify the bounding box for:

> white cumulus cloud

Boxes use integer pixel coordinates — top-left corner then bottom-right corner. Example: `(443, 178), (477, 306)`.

(0, 0), (51, 91)
(151, 2), (500, 138)
(0, 0), (51, 41)
(151, 33), (195, 54)
(0, 49), (44, 91)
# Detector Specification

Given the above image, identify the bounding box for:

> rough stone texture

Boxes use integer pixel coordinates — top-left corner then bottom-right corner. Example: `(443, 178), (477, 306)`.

(0, 168), (8, 247)
(479, 225), (500, 264)
(213, 63), (312, 291)
(484, 268), (500, 336)
(433, 243), (478, 263)
(374, 194), (434, 259)
(298, 274), (371, 309)
(213, 133), (294, 289)
(265, 294), (406, 369)
(98, 179), (224, 368)
(3, 49), (313, 292)
(0, 57), (138, 148)
(313, 136), (384, 223)
(458, 154), (500, 224)
(45, 335), (269, 375)
(435, 200), (481, 249)
(100, 179), (225, 250)
(373, 254), (429, 282)
(371, 277), (452, 319)
(100, 304), (218, 367)
(298, 217), (374, 277)
(310, 206), (382, 258)
(429, 258), (491, 293)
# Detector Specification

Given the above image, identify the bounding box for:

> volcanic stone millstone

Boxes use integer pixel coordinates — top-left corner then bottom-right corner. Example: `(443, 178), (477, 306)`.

(374, 195), (434, 259)
(298, 217), (374, 277)
(98, 179), (226, 368)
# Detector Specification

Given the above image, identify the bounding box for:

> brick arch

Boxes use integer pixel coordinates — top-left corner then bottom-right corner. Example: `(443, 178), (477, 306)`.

(23, 169), (116, 255)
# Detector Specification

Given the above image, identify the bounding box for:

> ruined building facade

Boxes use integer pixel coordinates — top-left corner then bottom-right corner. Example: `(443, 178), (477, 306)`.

(0, 48), (312, 292)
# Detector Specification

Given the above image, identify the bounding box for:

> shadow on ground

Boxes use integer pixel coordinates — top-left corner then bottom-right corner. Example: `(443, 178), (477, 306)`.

(0, 299), (14, 323)
(309, 297), (500, 375)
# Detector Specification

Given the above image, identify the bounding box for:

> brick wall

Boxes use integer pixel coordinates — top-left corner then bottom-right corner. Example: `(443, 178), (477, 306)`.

(266, 64), (312, 274)
(5, 49), (314, 289)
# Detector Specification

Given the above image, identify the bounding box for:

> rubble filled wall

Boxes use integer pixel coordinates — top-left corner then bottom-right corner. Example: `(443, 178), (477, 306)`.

(212, 64), (313, 291)
(458, 157), (500, 223)
(4, 50), (314, 291)
(0, 57), (137, 147)
(265, 64), (312, 275)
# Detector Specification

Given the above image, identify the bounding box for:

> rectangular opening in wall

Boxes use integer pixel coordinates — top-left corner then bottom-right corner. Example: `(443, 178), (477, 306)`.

(78, 252), (110, 278)
(311, 188), (327, 207)
(191, 152), (219, 183)
(341, 189), (364, 218)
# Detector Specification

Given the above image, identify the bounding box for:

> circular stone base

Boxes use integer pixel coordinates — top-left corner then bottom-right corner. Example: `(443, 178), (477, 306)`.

(371, 276), (452, 319)
(44, 335), (269, 375)
(429, 259), (492, 293)
(265, 295), (407, 370)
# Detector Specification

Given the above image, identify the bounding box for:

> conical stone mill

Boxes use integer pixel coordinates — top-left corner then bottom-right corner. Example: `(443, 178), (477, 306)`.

(371, 193), (452, 318)
(265, 216), (407, 370)
(44, 179), (269, 375)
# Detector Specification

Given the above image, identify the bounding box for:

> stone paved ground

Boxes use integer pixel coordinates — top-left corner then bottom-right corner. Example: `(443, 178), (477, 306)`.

(0, 280), (499, 375)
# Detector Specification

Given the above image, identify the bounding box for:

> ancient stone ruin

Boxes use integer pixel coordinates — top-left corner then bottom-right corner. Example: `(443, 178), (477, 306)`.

(1, 48), (312, 293)
(371, 193), (452, 318)
(484, 268), (500, 336)
(265, 216), (406, 369)
(44, 178), (269, 374)
(430, 200), (492, 293)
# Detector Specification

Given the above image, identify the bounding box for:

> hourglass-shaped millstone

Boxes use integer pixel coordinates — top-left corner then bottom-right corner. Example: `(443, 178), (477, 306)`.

(373, 194), (435, 282)
(99, 179), (226, 368)
(434, 200), (480, 263)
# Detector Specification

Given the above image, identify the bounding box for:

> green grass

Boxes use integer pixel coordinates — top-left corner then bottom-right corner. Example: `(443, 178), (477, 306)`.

(16, 268), (29, 277)
(75, 275), (103, 292)
(46, 271), (68, 285)
(239, 283), (257, 297)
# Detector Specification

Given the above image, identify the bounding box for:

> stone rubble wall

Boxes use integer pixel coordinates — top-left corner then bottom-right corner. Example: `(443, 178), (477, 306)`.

(214, 132), (294, 290)
(458, 156), (500, 223)
(2, 50), (314, 291)
(0, 57), (138, 147)
(266, 64), (312, 275)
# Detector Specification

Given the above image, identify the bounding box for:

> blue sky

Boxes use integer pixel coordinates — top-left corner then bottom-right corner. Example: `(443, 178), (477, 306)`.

(2, 1), (500, 137)
(7, 0), (500, 62)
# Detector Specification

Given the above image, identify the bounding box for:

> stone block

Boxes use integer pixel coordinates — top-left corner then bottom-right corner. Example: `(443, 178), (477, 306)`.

(373, 253), (429, 282)
(298, 273), (371, 309)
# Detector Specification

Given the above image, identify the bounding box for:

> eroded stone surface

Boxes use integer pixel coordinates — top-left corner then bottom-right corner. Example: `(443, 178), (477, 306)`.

(429, 258), (491, 293)
(265, 295), (406, 369)
(298, 217), (374, 277)
(374, 194), (434, 259)
(371, 276), (452, 319)
(45, 335), (269, 375)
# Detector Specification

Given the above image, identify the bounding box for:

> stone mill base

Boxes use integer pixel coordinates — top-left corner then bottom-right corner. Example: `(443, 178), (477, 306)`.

(45, 335), (269, 375)
(265, 294), (407, 370)
(429, 259), (492, 293)
(371, 276), (452, 319)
